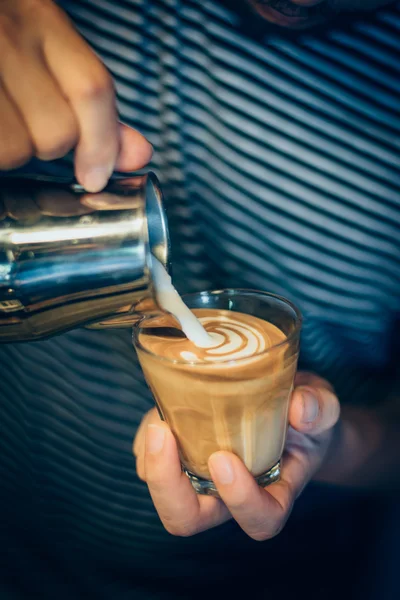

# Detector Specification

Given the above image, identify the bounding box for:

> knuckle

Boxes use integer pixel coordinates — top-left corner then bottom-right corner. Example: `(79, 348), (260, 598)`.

(249, 530), (274, 542)
(74, 66), (114, 101)
(35, 126), (78, 161)
(0, 0), (46, 49)
(248, 517), (286, 542)
(22, 0), (61, 24)
(0, 140), (33, 171)
(0, 0), (54, 50)
(163, 520), (196, 538)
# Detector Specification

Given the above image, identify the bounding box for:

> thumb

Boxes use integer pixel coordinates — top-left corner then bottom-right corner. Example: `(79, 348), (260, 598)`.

(289, 384), (340, 436)
(115, 123), (154, 172)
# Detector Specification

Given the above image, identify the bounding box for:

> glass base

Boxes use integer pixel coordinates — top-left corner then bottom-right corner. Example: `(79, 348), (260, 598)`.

(184, 461), (281, 497)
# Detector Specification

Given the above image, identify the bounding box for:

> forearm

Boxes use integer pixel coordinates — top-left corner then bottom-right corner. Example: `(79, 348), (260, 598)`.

(315, 404), (400, 491)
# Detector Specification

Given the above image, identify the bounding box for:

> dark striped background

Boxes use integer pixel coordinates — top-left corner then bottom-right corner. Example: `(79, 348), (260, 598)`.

(0, 1), (399, 597)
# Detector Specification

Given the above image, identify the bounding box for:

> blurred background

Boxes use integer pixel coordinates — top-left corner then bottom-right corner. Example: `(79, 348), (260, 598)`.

(0, 0), (399, 598)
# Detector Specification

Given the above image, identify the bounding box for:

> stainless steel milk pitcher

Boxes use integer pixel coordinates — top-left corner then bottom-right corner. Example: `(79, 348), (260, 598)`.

(0, 173), (170, 342)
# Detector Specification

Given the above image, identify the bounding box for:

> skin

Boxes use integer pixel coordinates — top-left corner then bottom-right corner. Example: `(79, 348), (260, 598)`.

(248, 0), (394, 28)
(0, 0), (153, 191)
(133, 372), (341, 540)
(0, 0), (393, 187)
(0, 0), (397, 540)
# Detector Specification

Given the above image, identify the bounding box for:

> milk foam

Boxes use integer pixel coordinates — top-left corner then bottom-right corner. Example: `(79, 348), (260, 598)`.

(198, 316), (267, 361)
(151, 257), (214, 348)
(152, 257), (267, 361)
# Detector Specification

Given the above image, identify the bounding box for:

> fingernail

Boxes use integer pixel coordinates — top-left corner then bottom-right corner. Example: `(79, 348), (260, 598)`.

(208, 453), (234, 485)
(82, 166), (112, 193)
(301, 390), (319, 423)
(146, 424), (165, 455)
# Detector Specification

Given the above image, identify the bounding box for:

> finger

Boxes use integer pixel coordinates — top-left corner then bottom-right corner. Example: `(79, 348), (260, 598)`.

(133, 408), (157, 481)
(276, 442), (320, 500)
(81, 190), (145, 211)
(2, 48), (78, 163)
(133, 408), (160, 459)
(42, 19), (118, 192)
(208, 452), (293, 541)
(115, 123), (154, 172)
(34, 188), (94, 217)
(145, 423), (229, 536)
(80, 173), (151, 211)
(289, 384), (340, 435)
(135, 444), (146, 482)
(0, 87), (33, 171)
(81, 192), (136, 211)
(1, 190), (41, 222)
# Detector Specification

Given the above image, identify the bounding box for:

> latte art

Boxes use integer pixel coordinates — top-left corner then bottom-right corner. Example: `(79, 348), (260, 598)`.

(139, 309), (285, 365)
(136, 306), (298, 482)
(181, 316), (267, 362)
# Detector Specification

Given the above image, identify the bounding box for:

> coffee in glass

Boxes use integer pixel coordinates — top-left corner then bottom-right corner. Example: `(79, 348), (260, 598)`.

(133, 289), (301, 496)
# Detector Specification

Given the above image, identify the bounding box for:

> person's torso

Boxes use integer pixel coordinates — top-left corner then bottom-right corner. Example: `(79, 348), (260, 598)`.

(1, 1), (400, 596)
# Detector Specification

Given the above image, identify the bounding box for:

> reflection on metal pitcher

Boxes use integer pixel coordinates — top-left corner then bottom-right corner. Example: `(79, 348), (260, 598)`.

(0, 173), (170, 342)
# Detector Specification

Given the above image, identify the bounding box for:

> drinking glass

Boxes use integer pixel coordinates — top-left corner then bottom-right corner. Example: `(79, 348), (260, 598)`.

(133, 289), (301, 496)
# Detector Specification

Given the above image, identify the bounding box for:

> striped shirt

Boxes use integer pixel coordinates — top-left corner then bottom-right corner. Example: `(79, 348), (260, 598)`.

(1, 1), (399, 598)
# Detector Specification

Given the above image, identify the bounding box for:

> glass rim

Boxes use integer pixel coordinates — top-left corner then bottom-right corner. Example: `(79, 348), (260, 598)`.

(132, 288), (302, 366)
